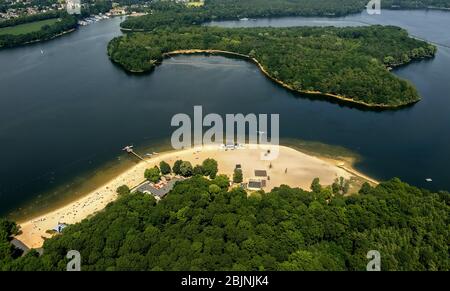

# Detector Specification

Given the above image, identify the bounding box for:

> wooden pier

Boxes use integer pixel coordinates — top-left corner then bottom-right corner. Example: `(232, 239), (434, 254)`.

(122, 145), (146, 162)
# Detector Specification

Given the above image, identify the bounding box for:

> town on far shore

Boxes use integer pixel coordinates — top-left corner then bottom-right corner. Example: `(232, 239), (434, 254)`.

(0, 0), (205, 21)
(0, 0), (151, 22)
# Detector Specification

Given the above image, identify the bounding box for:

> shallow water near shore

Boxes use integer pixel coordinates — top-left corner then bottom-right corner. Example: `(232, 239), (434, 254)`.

(1, 10), (450, 219)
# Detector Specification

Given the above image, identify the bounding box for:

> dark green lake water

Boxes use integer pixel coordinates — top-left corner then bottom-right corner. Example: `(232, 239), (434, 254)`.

(0, 10), (449, 217)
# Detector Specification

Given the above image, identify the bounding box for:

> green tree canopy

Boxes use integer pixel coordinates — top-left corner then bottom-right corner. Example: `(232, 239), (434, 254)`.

(159, 161), (172, 175)
(145, 166), (161, 183)
(180, 161), (193, 177)
(233, 168), (243, 184)
(116, 185), (130, 196)
(1, 177), (448, 271)
(202, 158), (219, 179)
(173, 160), (183, 175)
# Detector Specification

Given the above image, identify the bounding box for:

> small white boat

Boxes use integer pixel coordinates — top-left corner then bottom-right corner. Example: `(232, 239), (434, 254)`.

(425, 178), (433, 182)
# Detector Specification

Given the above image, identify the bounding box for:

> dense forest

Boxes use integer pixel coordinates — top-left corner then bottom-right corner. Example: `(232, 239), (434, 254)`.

(0, 176), (448, 271)
(0, 13), (77, 48)
(120, 0), (368, 30)
(383, 0), (450, 9)
(108, 25), (435, 106)
(120, 0), (450, 30)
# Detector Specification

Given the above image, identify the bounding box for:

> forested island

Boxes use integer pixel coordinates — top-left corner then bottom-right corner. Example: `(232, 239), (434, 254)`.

(108, 25), (436, 107)
(1, 176), (448, 271)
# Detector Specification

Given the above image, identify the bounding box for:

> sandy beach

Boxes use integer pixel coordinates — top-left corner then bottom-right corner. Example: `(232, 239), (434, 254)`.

(15, 144), (375, 249)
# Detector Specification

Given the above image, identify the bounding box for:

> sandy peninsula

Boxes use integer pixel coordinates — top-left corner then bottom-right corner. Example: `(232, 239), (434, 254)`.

(15, 144), (376, 249)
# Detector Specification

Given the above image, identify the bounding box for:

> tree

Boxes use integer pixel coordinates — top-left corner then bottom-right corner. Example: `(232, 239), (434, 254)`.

(0, 13), (78, 49)
(233, 168), (243, 184)
(180, 161), (193, 177)
(116, 185), (130, 196)
(159, 161), (171, 175)
(278, 250), (322, 271)
(173, 160), (183, 175)
(193, 165), (204, 176)
(0, 219), (20, 262)
(1, 176), (449, 271)
(332, 177), (350, 195)
(359, 182), (372, 195)
(383, 56), (395, 65)
(145, 166), (161, 183)
(310, 178), (322, 193)
(109, 25), (433, 107)
(208, 184), (221, 194)
(202, 158), (218, 179)
(212, 174), (230, 189)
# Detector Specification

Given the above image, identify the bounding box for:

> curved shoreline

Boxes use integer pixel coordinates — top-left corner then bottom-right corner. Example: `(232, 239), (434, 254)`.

(24, 28), (76, 45)
(14, 144), (377, 249)
(119, 8), (450, 32)
(155, 49), (420, 109)
(0, 28), (77, 49)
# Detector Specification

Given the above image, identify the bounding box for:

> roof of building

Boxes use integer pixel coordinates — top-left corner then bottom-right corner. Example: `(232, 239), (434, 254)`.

(10, 238), (30, 255)
(248, 180), (263, 189)
(254, 170), (268, 177)
(135, 177), (184, 198)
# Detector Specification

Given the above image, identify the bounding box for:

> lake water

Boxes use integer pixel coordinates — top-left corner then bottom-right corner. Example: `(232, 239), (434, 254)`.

(0, 10), (449, 217)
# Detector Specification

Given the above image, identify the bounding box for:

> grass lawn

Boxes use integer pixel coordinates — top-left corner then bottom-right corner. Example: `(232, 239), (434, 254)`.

(186, 1), (205, 7)
(0, 18), (60, 36)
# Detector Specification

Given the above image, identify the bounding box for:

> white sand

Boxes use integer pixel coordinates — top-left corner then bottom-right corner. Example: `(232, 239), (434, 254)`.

(15, 144), (360, 249)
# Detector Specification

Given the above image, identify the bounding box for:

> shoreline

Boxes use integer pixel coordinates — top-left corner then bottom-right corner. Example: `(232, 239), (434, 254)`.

(0, 28), (77, 49)
(129, 49), (422, 109)
(14, 144), (377, 249)
(10, 141), (175, 223)
(8, 139), (362, 223)
(119, 8), (450, 32)
(23, 28), (76, 45)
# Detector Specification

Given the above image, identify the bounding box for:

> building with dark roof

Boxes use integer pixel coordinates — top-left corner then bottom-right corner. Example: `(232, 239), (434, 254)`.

(254, 170), (267, 177)
(248, 179), (265, 191)
(135, 177), (184, 198)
